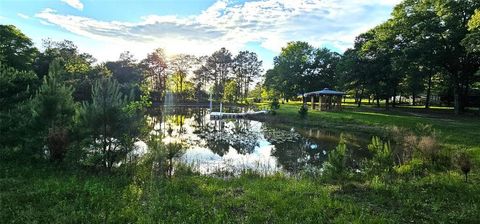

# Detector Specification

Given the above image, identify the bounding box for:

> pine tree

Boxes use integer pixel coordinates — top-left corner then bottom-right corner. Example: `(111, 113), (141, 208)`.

(31, 59), (76, 161)
(81, 77), (141, 169)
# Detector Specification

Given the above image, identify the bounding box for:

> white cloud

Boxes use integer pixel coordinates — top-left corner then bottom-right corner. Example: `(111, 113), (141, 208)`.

(17, 13), (30, 19)
(61, 0), (84, 10)
(36, 0), (401, 67)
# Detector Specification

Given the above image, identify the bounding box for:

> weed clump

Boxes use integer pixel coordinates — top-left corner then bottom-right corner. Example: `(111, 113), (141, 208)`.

(298, 104), (308, 118)
(455, 152), (472, 182)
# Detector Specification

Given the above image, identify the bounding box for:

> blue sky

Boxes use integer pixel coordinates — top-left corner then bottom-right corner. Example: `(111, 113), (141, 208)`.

(0, 0), (400, 69)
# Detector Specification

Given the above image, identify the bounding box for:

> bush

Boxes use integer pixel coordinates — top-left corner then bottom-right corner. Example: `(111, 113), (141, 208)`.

(31, 59), (76, 161)
(322, 135), (349, 181)
(455, 151), (472, 182)
(363, 137), (394, 178)
(270, 98), (280, 110)
(79, 77), (142, 170)
(298, 104), (308, 118)
(394, 158), (425, 178)
(417, 136), (441, 164)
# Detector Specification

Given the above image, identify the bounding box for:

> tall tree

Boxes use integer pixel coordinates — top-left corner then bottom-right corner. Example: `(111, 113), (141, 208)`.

(0, 63), (39, 148)
(34, 39), (96, 101)
(80, 78), (141, 169)
(337, 48), (366, 106)
(168, 54), (196, 95)
(307, 48), (341, 92)
(272, 41), (314, 101)
(392, 0), (480, 114)
(206, 47), (233, 100)
(233, 51), (263, 101)
(0, 25), (38, 71)
(106, 51), (144, 100)
(31, 59), (77, 161)
(141, 49), (168, 102)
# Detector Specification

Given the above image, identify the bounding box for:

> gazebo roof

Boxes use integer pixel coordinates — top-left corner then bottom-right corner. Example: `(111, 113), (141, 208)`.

(304, 88), (345, 96)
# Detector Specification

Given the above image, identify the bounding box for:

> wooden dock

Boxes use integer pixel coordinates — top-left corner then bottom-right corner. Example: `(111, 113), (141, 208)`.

(210, 110), (268, 119)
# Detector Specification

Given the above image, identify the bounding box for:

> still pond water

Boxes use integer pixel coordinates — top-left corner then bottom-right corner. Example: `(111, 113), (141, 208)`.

(143, 106), (375, 175)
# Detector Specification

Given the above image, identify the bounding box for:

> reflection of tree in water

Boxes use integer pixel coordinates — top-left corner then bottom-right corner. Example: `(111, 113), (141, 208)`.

(146, 108), (164, 137)
(198, 119), (259, 156)
(263, 126), (326, 173)
(191, 108), (207, 134)
(229, 121), (259, 154)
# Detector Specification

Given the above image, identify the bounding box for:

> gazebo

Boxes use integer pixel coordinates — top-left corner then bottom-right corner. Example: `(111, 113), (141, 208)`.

(304, 88), (346, 111)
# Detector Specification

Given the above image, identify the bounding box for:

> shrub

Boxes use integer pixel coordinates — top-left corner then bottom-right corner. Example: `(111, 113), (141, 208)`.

(31, 59), (76, 161)
(322, 135), (349, 181)
(165, 142), (185, 178)
(298, 104), (308, 118)
(79, 78), (142, 169)
(394, 158), (425, 178)
(270, 98), (280, 110)
(398, 134), (417, 164)
(417, 136), (440, 164)
(455, 151), (472, 182)
(363, 137), (394, 178)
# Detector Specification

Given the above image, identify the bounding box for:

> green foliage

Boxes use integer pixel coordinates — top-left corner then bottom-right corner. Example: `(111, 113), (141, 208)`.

(462, 9), (480, 53)
(265, 42), (340, 100)
(364, 137), (394, 178)
(298, 104), (308, 118)
(31, 59), (77, 160)
(394, 158), (425, 178)
(0, 25), (38, 71)
(143, 137), (186, 178)
(232, 51), (263, 101)
(0, 63), (39, 109)
(0, 64), (39, 148)
(322, 135), (349, 181)
(270, 98), (280, 110)
(34, 40), (96, 101)
(79, 77), (142, 169)
(223, 79), (237, 103)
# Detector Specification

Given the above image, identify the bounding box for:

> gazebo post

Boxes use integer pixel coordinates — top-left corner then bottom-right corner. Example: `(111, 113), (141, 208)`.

(311, 95), (316, 110)
(319, 95), (323, 111)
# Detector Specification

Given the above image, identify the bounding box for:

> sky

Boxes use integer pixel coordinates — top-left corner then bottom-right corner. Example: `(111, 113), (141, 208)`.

(0, 0), (401, 69)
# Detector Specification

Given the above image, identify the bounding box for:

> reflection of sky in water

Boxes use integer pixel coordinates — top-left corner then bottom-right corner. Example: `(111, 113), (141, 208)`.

(182, 144), (279, 175)
(144, 107), (370, 175)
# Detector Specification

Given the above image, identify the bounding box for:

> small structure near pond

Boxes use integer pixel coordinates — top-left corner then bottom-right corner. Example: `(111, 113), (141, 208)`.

(304, 88), (346, 111)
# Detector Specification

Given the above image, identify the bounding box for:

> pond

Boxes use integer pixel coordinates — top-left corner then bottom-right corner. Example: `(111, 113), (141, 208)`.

(144, 106), (374, 176)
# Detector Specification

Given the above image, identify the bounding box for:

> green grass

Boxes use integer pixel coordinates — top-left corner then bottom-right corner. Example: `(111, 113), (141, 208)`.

(2, 159), (479, 223)
(266, 102), (480, 156)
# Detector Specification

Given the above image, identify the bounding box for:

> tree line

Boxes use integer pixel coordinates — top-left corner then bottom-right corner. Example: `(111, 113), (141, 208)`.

(262, 0), (479, 114)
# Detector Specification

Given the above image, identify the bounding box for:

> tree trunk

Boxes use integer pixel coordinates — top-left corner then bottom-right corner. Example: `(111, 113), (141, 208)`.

(376, 98), (380, 107)
(392, 88), (397, 108)
(385, 97), (390, 110)
(357, 88), (364, 107)
(354, 89), (359, 104)
(454, 85), (461, 115)
(425, 74), (433, 109)
(412, 92), (416, 106)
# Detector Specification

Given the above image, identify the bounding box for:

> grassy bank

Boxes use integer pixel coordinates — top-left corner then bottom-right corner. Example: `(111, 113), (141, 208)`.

(1, 158), (479, 223)
(262, 103), (480, 160)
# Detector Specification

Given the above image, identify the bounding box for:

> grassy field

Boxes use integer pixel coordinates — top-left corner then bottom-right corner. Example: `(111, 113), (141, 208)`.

(2, 102), (480, 223)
